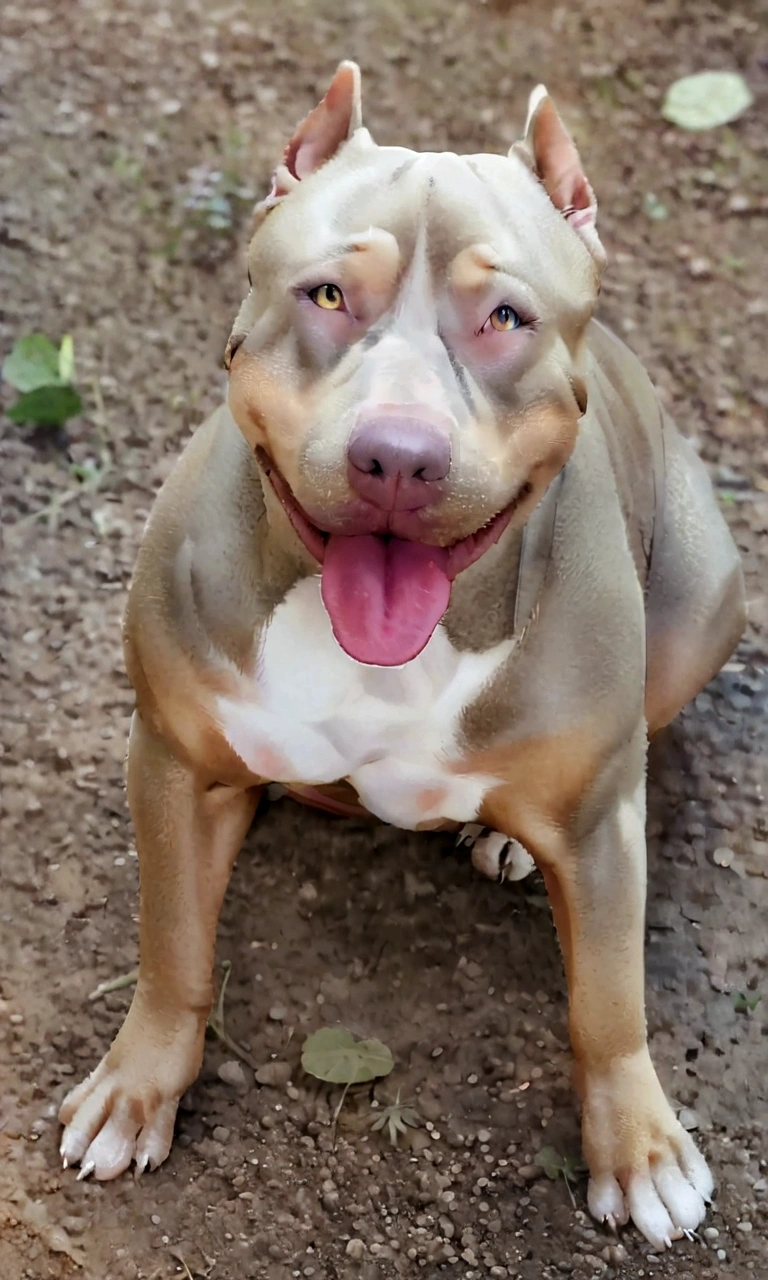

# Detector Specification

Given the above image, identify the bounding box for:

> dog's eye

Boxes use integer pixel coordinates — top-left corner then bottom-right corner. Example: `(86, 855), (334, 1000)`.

(489, 304), (522, 332)
(309, 283), (345, 311)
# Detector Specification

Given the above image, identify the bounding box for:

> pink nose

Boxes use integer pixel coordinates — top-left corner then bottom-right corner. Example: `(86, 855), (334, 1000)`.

(347, 416), (451, 512)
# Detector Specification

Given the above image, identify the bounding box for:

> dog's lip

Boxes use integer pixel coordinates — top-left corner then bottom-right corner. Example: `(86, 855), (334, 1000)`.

(255, 447), (523, 579)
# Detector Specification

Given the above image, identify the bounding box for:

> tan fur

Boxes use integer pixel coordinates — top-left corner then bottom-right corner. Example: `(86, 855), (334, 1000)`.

(59, 65), (745, 1245)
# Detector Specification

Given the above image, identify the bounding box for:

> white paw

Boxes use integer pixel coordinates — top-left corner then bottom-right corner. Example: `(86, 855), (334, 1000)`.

(458, 825), (535, 882)
(588, 1129), (713, 1247)
(582, 1051), (714, 1249)
(59, 1013), (204, 1180)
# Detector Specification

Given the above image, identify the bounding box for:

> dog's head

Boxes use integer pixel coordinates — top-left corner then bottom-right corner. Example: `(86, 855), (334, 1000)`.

(227, 62), (605, 667)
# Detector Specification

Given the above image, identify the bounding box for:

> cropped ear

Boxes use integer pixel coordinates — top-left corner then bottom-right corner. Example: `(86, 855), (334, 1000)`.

(257, 61), (363, 217)
(512, 85), (605, 269)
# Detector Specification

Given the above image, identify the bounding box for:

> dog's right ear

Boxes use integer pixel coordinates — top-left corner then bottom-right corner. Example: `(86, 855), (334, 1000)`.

(256, 62), (363, 218)
(511, 85), (605, 270)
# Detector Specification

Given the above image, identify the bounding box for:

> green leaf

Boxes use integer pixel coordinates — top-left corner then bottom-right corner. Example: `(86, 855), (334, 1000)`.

(662, 72), (754, 131)
(733, 991), (761, 1013)
(301, 1026), (394, 1085)
(534, 1146), (565, 1180)
(2, 334), (62, 392)
(7, 384), (82, 427)
(643, 192), (669, 222)
(58, 334), (75, 383)
(533, 1146), (586, 1182)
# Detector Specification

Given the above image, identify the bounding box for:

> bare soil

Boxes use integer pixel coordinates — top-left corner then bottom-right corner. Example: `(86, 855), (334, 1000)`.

(1, 2), (767, 1279)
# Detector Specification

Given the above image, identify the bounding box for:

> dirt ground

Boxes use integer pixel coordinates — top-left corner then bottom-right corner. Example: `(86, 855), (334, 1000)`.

(1, 1), (767, 1278)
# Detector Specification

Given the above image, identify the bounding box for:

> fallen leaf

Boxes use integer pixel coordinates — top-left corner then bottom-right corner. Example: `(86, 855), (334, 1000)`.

(662, 71), (753, 131)
(2, 334), (61, 392)
(301, 1025), (394, 1085)
(7, 384), (82, 427)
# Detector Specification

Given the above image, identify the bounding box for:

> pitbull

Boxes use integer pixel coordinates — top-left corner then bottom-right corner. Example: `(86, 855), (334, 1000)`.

(59, 62), (745, 1249)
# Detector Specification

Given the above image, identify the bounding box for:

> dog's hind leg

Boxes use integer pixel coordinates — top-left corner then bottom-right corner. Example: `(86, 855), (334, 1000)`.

(645, 422), (745, 734)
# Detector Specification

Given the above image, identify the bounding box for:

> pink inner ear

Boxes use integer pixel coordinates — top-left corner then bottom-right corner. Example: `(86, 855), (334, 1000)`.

(562, 173), (597, 227)
(287, 126), (347, 180)
(282, 65), (359, 182)
(532, 100), (596, 225)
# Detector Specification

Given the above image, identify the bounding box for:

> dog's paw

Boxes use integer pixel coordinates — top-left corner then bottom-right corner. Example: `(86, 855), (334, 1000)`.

(582, 1050), (713, 1249)
(59, 1012), (204, 1180)
(457, 825), (535, 882)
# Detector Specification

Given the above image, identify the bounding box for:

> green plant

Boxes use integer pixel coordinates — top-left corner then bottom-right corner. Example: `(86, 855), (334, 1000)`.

(369, 1089), (422, 1146)
(301, 1025), (395, 1144)
(732, 990), (761, 1014)
(534, 1145), (587, 1208)
(3, 333), (82, 427)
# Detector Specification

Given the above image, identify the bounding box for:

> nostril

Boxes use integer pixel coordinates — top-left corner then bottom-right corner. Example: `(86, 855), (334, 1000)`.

(348, 418), (452, 485)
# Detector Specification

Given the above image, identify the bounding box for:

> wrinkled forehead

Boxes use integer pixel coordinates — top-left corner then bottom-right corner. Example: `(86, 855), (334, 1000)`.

(252, 142), (596, 312)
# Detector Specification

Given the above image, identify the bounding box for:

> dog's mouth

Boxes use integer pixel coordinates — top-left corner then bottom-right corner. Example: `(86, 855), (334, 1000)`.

(257, 448), (524, 667)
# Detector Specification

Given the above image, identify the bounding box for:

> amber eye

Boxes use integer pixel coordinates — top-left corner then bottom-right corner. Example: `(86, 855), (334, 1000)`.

(309, 283), (344, 311)
(489, 304), (522, 332)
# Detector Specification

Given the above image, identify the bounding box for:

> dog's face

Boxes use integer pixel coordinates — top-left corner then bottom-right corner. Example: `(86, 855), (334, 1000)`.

(227, 64), (605, 667)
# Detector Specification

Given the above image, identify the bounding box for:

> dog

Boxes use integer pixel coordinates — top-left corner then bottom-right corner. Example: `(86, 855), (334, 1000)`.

(58, 62), (745, 1249)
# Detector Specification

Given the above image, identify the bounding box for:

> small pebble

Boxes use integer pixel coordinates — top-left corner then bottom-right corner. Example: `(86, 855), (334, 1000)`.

(345, 1238), (365, 1259)
(255, 1060), (292, 1088)
(268, 1004), (287, 1022)
(218, 1060), (247, 1090)
(678, 1108), (700, 1131)
(688, 256), (712, 279)
(713, 846), (734, 868)
(477, 1129), (492, 1143)
(212, 1126), (230, 1143)
(737, 1220), (753, 1233)
(704, 1227), (719, 1240)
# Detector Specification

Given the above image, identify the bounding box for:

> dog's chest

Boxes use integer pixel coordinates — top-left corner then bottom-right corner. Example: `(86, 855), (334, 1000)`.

(215, 577), (512, 828)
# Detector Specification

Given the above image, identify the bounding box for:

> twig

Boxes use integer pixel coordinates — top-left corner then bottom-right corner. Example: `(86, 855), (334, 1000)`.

(88, 969), (138, 1001)
(562, 1171), (577, 1210)
(205, 960), (261, 1072)
(87, 959), (261, 1071)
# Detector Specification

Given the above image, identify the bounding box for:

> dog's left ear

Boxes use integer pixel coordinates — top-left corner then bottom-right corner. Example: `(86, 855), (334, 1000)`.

(259, 61), (363, 213)
(512, 85), (605, 269)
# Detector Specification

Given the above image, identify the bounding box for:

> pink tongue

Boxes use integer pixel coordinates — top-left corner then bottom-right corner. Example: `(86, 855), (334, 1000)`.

(321, 534), (451, 666)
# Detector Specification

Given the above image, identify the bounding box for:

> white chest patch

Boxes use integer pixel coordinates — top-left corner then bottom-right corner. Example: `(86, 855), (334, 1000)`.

(215, 577), (513, 830)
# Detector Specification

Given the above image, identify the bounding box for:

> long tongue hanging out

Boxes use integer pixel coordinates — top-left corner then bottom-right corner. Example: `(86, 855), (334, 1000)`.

(321, 534), (451, 666)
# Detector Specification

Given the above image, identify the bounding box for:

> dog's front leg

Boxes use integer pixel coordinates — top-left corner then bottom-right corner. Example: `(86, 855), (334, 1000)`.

(485, 728), (712, 1248)
(59, 712), (260, 1180)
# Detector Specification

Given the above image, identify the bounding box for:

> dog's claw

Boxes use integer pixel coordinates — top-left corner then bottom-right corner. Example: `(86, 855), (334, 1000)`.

(135, 1151), (149, 1177)
(77, 1159), (95, 1182)
(456, 823), (483, 848)
(61, 1155), (69, 1170)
